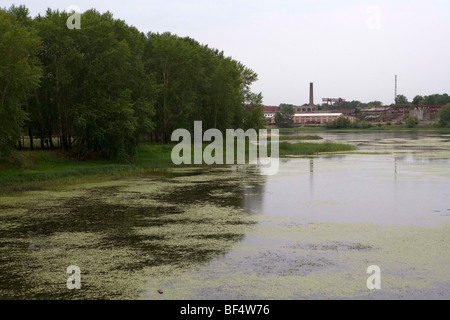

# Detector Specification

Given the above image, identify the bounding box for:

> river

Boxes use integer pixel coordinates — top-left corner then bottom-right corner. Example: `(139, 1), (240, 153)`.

(0, 130), (449, 299)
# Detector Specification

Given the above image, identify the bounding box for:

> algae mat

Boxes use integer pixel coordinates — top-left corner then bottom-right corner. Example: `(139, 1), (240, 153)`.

(0, 171), (263, 299)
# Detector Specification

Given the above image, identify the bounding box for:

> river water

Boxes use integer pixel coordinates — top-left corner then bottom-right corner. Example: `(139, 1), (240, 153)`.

(0, 130), (449, 299)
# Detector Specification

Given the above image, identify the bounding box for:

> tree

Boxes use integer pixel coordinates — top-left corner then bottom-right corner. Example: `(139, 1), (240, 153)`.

(438, 104), (450, 127)
(423, 94), (450, 106)
(275, 104), (295, 127)
(424, 95), (436, 105)
(395, 95), (409, 105)
(243, 103), (266, 130)
(33, 9), (82, 152)
(72, 10), (156, 160)
(412, 95), (424, 105)
(145, 32), (262, 139)
(343, 100), (362, 109)
(0, 8), (41, 157)
(274, 112), (283, 127)
(366, 101), (383, 108)
(6, 5), (39, 151)
(32, 9), (157, 160)
(411, 94), (449, 106)
(436, 94), (450, 105)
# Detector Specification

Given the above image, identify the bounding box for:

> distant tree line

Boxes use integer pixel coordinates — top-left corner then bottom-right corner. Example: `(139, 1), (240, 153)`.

(315, 94), (450, 110)
(0, 6), (265, 160)
(317, 100), (384, 110)
(411, 94), (450, 106)
(392, 94), (450, 106)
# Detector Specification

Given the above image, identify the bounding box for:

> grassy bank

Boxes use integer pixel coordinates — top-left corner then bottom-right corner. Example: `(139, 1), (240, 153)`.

(278, 135), (323, 141)
(278, 142), (356, 155)
(0, 140), (356, 193)
(0, 144), (174, 193)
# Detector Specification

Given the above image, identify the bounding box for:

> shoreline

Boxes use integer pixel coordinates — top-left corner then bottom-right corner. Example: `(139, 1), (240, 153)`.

(0, 140), (356, 194)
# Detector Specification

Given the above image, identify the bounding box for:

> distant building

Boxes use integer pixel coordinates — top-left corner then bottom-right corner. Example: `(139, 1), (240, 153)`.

(264, 104), (317, 117)
(292, 113), (344, 125)
(270, 113), (345, 125)
(294, 105), (316, 113)
(264, 106), (281, 122)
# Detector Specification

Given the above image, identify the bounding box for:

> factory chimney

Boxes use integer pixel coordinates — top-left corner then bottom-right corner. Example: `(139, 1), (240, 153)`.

(309, 82), (314, 107)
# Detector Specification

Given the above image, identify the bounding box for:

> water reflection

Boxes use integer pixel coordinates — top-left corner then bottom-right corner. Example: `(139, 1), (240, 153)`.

(254, 131), (450, 226)
(144, 131), (450, 300)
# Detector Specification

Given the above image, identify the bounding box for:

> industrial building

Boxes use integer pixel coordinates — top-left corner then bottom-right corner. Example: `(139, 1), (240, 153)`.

(270, 113), (345, 125)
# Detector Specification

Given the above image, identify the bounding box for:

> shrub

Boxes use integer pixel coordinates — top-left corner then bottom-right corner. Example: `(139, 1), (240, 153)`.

(438, 104), (450, 127)
(326, 116), (352, 129)
(352, 119), (372, 129)
(406, 116), (419, 128)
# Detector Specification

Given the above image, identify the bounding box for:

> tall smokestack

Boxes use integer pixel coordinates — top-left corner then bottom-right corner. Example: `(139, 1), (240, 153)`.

(395, 75), (398, 103)
(309, 82), (314, 106)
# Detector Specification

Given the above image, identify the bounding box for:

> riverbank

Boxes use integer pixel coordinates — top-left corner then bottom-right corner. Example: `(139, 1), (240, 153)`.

(0, 144), (174, 193)
(278, 135), (323, 141)
(0, 140), (355, 193)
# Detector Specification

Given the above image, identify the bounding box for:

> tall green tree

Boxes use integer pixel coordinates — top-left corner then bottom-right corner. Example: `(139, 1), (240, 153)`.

(412, 95), (424, 105)
(0, 7), (41, 157)
(33, 9), (83, 151)
(395, 94), (410, 105)
(32, 9), (157, 160)
(72, 10), (156, 159)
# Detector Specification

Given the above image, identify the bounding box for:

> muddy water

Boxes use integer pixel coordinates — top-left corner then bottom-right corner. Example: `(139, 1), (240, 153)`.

(0, 131), (449, 299)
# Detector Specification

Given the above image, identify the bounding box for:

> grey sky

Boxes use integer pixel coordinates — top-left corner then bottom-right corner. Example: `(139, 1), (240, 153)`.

(2, 0), (449, 106)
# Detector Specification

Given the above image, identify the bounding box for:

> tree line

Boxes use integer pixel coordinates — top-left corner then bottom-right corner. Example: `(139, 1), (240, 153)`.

(0, 6), (265, 160)
(392, 94), (450, 106)
(315, 95), (450, 110)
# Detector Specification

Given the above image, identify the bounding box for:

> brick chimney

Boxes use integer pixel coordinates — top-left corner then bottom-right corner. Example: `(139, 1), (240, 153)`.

(309, 82), (314, 107)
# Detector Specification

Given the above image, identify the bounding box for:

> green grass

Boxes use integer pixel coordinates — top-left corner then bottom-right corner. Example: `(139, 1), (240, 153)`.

(0, 144), (174, 193)
(133, 143), (175, 170)
(278, 135), (323, 141)
(278, 142), (357, 156)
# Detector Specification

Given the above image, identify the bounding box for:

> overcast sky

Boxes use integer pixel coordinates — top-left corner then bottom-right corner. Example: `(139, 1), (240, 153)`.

(2, 0), (449, 106)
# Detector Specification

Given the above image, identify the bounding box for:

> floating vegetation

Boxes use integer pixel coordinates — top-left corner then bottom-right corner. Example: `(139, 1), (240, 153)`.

(0, 170), (260, 299)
